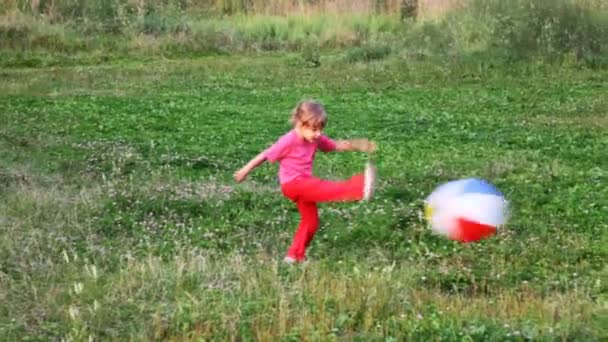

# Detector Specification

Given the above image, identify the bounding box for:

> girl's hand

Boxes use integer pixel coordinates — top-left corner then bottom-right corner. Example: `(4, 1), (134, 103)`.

(351, 139), (377, 153)
(366, 140), (377, 153)
(234, 151), (267, 183)
(234, 168), (249, 183)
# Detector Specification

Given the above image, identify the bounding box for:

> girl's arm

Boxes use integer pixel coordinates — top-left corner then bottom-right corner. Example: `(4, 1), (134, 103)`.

(335, 138), (377, 153)
(234, 151), (266, 183)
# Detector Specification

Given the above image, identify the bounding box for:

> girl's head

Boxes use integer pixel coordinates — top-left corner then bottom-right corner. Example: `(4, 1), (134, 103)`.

(290, 100), (328, 142)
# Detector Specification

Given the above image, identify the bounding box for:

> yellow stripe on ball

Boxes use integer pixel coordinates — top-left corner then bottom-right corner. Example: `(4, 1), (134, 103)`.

(424, 204), (433, 222)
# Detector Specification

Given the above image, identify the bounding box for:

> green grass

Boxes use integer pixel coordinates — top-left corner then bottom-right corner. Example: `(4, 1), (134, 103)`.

(1, 55), (607, 340)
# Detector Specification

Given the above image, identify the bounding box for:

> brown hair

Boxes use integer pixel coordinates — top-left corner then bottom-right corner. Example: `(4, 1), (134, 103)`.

(290, 100), (328, 129)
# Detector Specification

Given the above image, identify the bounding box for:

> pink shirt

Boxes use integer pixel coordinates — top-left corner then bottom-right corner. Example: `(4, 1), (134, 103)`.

(264, 130), (337, 184)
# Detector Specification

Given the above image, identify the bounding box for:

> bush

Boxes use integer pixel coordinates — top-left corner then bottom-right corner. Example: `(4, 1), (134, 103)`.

(461, 0), (608, 65)
(345, 44), (392, 63)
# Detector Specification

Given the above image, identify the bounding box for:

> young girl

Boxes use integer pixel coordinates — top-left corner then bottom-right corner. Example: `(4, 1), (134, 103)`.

(234, 100), (377, 263)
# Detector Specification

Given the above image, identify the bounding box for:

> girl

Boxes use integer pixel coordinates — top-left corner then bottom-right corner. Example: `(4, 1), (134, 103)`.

(234, 100), (377, 263)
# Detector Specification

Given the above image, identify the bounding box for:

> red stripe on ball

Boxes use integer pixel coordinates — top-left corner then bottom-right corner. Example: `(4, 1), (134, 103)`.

(450, 218), (497, 242)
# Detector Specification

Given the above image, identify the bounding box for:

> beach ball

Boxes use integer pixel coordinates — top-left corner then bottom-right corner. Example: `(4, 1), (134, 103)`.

(424, 178), (508, 242)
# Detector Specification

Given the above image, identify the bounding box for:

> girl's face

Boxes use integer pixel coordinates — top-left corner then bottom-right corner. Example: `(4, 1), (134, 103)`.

(295, 121), (323, 143)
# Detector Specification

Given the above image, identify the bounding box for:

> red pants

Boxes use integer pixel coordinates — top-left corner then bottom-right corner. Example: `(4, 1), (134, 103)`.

(280, 174), (365, 261)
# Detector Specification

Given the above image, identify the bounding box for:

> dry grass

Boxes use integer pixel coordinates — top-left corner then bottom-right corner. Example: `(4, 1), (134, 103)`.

(98, 253), (600, 340)
(3, 0), (605, 18)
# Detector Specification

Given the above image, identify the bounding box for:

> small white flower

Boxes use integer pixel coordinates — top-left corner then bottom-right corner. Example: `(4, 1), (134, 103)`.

(62, 250), (70, 263)
(68, 305), (79, 320)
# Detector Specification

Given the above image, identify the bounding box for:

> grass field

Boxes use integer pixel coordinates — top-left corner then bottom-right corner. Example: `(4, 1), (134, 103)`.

(1, 53), (607, 340)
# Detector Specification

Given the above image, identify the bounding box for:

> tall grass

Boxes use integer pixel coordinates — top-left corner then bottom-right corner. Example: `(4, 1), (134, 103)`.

(3, 248), (600, 340)
(2, 0), (406, 17)
(1, 0), (606, 67)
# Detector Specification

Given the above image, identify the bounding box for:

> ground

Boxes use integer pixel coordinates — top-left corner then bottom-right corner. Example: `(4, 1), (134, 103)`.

(0, 54), (606, 340)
